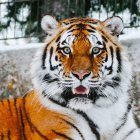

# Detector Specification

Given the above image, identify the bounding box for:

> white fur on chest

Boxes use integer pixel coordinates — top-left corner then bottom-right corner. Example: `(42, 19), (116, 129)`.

(85, 94), (129, 140)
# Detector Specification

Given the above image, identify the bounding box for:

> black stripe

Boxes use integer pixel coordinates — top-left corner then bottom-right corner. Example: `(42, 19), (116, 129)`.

(56, 35), (61, 43)
(96, 41), (102, 45)
(105, 46), (113, 75)
(63, 21), (69, 25)
(65, 18), (97, 24)
(61, 39), (67, 45)
(86, 21), (98, 24)
(68, 29), (77, 33)
(116, 102), (132, 132)
(49, 97), (66, 107)
(55, 56), (58, 61)
(67, 24), (76, 30)
(23, 95), (49, 140)
(104, 55), (108, 62)
(77, 111), (100, 140)
(103, 41), (106, 48)
(49, 47), (59, 71)
(7, 130), (11, 140)
(91, 34), (98, 41)
(52, 130), (73, 140)
(14, 98), (22, 139)
(19, 108), (27, 140)
(43, 74), (59, 83)
(110, 46), (114, 74)
(102, 35), (108, 42)
(0, 100), (4, 106)
(42, 46), (47, 69)
(14, 99), (18, 115)
(55, 31), (63, 43)
(77, 23), (86, 29)
(86, 29), (95, 33)
(60, 118), (85, 140)
(7, 99), (12, 116)
(112, 76), (121, 87)
(42, 40), (55, 69)
(22, 95), (34, 133)
(1, 133), (4, 140)
(122, 128), (137, 140)
(67, 18), (78, 22)
(103, 76), (121, 88)
(103, 42), (108, 62)
(116, 47), (122, 73)
(87, 25), (96, 30)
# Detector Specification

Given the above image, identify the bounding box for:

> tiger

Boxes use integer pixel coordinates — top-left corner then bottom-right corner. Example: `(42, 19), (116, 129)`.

(0, 15), (140, 140)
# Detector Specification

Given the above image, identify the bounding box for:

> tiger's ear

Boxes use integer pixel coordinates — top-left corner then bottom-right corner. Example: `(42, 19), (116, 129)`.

(102, 16), (124, 37)
(41, 15), (60, 35)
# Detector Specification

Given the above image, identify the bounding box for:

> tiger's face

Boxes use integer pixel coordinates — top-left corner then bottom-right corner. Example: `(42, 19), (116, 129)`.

(32, 16), (131, 110)
(55, 26), (106, 100)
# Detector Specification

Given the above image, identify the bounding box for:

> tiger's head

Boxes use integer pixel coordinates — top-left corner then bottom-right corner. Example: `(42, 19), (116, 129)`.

(32, 15), (131, 110)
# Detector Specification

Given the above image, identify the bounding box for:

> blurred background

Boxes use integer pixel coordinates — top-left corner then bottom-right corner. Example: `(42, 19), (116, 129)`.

(0, 0), (140, 125)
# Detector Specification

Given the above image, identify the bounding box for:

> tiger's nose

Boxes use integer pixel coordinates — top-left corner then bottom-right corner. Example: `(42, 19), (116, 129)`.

(72, 71), (90, 80)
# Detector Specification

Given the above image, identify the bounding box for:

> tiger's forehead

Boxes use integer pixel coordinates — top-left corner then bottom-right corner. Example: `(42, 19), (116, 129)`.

(60, 17), (102, 41)
(72, 33), (91, 55)
(59, 18), (103, 47)
(61, 17), (99, 25)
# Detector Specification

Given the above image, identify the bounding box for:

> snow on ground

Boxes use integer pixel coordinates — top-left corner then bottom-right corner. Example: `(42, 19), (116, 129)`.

(120, 28), (140, 41)
(0, 43), (44, 52)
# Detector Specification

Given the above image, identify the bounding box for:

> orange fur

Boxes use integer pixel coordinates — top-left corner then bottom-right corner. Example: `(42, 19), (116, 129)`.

(0, 90), (74, 140)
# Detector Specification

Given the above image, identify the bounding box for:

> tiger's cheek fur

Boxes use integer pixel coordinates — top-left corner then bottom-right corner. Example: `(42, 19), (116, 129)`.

(57, 51), (72, 76)
(92, 51), (107, 78)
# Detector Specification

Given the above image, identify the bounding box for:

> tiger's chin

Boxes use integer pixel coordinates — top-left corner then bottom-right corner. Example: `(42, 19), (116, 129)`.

(58, 86), (98, 110)
(67, 97), (93, 110)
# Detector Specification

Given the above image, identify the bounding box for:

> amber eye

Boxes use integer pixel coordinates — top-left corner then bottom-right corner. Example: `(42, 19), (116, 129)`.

(92, 47), (100, 54)
(63, 47), (71, 54)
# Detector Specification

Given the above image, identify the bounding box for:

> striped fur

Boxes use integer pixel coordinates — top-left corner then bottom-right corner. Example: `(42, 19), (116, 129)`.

(0, 90), (94, 140)
(0, 16), (140, 139)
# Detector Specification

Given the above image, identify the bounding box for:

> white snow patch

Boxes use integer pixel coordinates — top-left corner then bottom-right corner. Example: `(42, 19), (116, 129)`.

(0, 43), (45, 52)
(120, 28), (140, 41)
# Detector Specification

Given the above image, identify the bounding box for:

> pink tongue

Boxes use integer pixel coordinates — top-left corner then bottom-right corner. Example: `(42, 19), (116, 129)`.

(75, 86), (87, 94)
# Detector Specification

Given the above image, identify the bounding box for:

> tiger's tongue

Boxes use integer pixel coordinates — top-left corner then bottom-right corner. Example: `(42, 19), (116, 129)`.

(73, 85), (87, 94)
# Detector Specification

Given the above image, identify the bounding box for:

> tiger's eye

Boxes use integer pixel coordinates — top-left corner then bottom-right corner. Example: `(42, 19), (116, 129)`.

(63, 47), (71, 54)
(92, 47), (100, 54)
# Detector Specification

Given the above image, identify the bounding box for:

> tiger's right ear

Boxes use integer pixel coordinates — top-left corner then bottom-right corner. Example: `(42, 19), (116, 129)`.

(102, 16), (124, 37)
(41, 15), (60, 35)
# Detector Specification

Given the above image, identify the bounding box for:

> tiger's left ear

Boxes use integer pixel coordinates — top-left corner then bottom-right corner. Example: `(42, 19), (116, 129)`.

(41, 15), (60, 35)
(102, 16), (124, 37)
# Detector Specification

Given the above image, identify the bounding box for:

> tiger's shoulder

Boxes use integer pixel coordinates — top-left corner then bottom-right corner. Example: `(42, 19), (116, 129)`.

(0, 90), (84, 140)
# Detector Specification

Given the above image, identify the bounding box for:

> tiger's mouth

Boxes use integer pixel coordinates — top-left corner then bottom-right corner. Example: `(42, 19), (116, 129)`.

(72, 85), (89, 95)
(60, 86), (99, 105)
